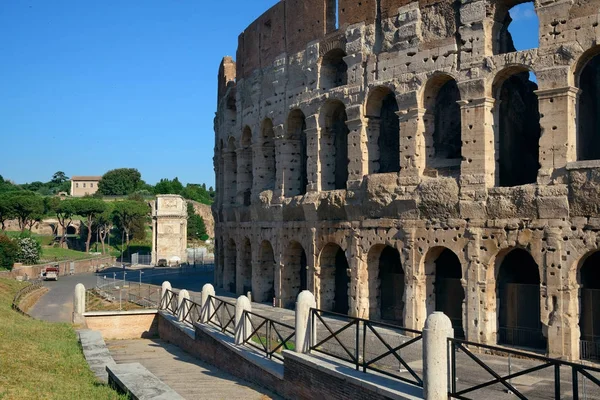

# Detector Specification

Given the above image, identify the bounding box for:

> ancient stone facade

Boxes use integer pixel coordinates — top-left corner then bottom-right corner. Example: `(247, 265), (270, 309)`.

(151, 195), (187, 265)
(213, 0), (600, 360)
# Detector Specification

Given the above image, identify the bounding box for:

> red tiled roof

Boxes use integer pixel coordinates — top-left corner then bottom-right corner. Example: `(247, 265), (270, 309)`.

(71, 176), (102, 181)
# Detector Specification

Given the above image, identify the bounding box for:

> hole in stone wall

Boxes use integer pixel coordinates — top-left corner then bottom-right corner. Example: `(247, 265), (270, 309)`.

(495, 70), (541, 187)
(495, 1), (539, 54)
(577, 52), (600, 161)
(320, 49), (348, 90)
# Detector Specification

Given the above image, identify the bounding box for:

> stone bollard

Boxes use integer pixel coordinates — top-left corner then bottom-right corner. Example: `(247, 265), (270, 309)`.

(200, 283), (215, 323)
(423, 312), (454, 400)
(295, 290), (317, 353)
(73, 283), (86, 324)
(177, 289), (190, 322)
(234, 295), (252, 345)
(160, 281), (172, 310)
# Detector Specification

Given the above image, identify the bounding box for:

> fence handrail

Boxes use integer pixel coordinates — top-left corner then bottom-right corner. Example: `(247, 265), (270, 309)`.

(311, 307), (423, 335)
(12, 280), (44, 316)
(241, 309), (295, 361)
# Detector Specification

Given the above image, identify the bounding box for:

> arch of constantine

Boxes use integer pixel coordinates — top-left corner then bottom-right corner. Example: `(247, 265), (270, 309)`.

(213, 0), (600, 361)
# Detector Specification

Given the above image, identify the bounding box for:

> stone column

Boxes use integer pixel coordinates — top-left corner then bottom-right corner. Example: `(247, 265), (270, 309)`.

(464, 227), (485, 343)
(200, 283), (215, 323)
(295, 291), (317, 353)
(535, 86), (580, 184)
(73, 283), (86, 324)
(402, 230), (424, 330)
(234, 295), (252, 345)
(398, 108), (426, 188)
(177, 289), (190, 322)
(423, 312), (454, 400)
(273, 124), (286, 203)
(223, 150), (237, 206)
(365, 117), (380, 174)
(346, 105), (368, 190)
(160, 281), (172, 310)
(305, 114), (320, 192)
(348, 227), (367, 318)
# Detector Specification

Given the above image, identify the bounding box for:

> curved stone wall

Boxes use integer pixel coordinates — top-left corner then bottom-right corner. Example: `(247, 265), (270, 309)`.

(214, 0), (600, 360)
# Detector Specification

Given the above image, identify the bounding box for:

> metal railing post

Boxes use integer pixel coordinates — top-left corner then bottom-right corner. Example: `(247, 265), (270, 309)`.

(573, 368), (579, 400)
(362, 321), (367, 373)
(355, 319), (360, 371)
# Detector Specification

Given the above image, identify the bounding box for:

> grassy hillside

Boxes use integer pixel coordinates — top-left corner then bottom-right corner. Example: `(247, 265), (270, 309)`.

(0, 279), (125, 399)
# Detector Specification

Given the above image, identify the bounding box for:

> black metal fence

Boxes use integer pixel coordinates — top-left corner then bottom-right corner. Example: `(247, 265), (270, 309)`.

(242, 310), (295, 361)
(206, 295), (236, 336)
(581, 337), (600, 363)
(309, 308), (423, 387)
(448, 337), (600, 400)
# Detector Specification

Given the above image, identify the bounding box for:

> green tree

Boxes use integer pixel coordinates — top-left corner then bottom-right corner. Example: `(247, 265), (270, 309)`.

(46, 197), (77, 246)
(0, 194), (16, 231)
(111, 200), (149, 247)
(187, 203), (207, 241)
(0, 234), (19, 270)
(94, 203), (113, 254)
(14, 236), (42, 265)
(0, 176), (21, 194)
(51, 171), (69, 184)
(154, 177), (184, 195)
(73, 197), (106, 253)
(97, 168), (142, 196)
(8, 192), (44, 232)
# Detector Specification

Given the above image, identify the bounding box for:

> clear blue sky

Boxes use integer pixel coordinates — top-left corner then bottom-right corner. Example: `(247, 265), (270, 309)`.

(0, 1), (537, 188)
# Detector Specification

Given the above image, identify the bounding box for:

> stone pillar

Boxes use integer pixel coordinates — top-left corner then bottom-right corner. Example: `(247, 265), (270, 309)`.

(535, 86), (580, 184)
(236, 145), (253, 206)
(305, 114), (320, 192)
(398, 108), (426, 188)
(464, 228), (484, 343)
(223, 150), (237, 206)
(402, 230), (423, 330)
(273, 124), (285, 203)
(295, 290), (317, 353)
(346, 105), (368, 190)
(234, 295), (252, 345)
(423, 312), (454, 400)
(348, 227), (366, 318)
(365, 117), (380, 174)
(160, 281), (172, 310)
(200, 283), (215, 323)
(177, 289), (190, 322)
(73, 283), (86, 324)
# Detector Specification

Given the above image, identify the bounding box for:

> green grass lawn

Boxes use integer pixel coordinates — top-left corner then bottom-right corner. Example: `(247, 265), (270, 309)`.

(0, 279), (125, 399)
(40, 247), (102, 263)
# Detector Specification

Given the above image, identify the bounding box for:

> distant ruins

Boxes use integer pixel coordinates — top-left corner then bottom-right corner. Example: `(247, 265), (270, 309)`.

(213, 0), (600, 361)
(151, 195), (187, 265)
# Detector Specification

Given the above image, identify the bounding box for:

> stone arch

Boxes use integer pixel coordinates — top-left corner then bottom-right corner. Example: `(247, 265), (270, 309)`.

(320, 100), (349, 190)
(320, 48), (348, 90)
(225, 137), (238, 205)
(284, 109), (308, 196)
(575, 48), (600, 161)
(281, 241), (308, 309)
(253, 240), (275, 303)
(224, 238), (237, 293)
(493, 66), (541, 187)
(367, 244), (404, 323)
(318, 243), (350, 313)
(493, 247), (546, 350)
(577, 250), (600, 361)
(422, 74), (462, 177)
(365, 87), (400, 174)
(238, 237), (252, 295)
(492, 0), (539, 55)
(258, 119), (276, 193)
(239, 126), (253, 206)
(66, 225), (77, 235)
(423, 246), (465, 338)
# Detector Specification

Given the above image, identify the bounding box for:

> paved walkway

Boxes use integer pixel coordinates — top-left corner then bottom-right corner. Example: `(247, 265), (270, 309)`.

(106, 339), (280, 400)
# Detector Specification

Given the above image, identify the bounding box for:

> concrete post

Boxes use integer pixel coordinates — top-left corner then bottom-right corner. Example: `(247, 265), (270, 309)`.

(234, 295), (252, 345)
(73, 283), (86, 324)
(295, 290), (316, 353)
(177, 289), (190, 322)
(160, 281), (172, 310)
(200, 283), (215, 323)
(423, 312), (454, 400)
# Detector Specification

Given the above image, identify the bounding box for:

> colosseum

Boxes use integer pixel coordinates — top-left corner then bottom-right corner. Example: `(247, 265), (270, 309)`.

(213, 0), (600, 361)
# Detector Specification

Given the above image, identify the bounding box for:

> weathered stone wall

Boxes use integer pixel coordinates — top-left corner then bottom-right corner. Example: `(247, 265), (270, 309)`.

(214, 0), (600, 360)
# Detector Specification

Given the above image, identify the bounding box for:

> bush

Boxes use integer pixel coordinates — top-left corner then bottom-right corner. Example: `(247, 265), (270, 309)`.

(15, 237), (42, 265)
(0, 234), (19, 270)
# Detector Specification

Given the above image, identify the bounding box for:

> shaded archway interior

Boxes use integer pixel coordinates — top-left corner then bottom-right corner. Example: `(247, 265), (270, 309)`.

(319, 243), (350, 314)
(281, 241), (308, 309)
(433, 249), (465, 338)
(579, 251), (600, 361)
(322, 101), (349, 190)
(320, 48), (348, 90)
(379, 246), (404, 323)
(578, 53), (600, 161)
(286, 110), (308, 196)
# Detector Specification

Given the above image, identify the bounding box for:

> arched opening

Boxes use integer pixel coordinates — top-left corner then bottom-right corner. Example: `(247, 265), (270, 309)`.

(365, 87), (400, 174)
(254, 240), (275, 303)
(377, 246), (404, 323)
(321, 101), (349, 190)
(424, 248), (465, 338)
(216, 238), (224, 288)
(226, 137), (238, 205)
(239, 127), (253, 206)
(258, 119), (276, 193)
(423, 76), (462, 177)
(285, 110), (308, 196)
(66, 225), (77, 235)
(281, 241), (308, 309)
(579, 251), (600, 361)
(496, 248), (546, 350)
(577, 52), (600, 161)
(494, 69), (541, 187)
(238, 238), (252, 295)
(494, 1), (539, 55)
(319, 243), (349, 314)
(320, 48), (347, 90)
(224, 239), (237, 293)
